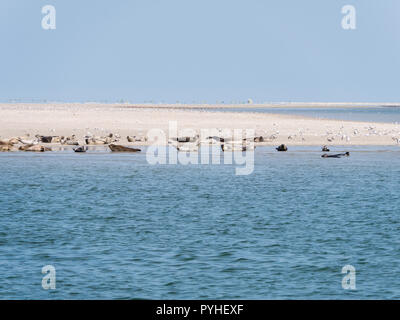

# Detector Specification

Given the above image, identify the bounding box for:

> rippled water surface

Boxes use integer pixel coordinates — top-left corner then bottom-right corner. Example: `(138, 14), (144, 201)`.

(1, 146), (400, 299)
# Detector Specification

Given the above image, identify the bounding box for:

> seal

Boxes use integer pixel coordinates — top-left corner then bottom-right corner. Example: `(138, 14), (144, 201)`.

(108, 144), (141, 152)
(73, 146), (86, 153)
(321, 152), (350, 158)
(276, 144), (288, 152)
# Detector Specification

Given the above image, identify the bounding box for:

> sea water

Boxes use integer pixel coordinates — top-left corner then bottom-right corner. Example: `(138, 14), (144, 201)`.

(1, 146), (400, 299)
(204, 107), (400, 123)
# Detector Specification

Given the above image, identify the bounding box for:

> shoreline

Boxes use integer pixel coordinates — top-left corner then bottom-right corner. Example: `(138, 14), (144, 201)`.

(1, 103), (400, 147)
(2, 102), (400, 109)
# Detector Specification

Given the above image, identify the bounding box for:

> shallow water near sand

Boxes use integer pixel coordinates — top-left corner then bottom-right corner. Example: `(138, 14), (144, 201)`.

(205, 107), (400, 123)
(1, 146), (400, 299)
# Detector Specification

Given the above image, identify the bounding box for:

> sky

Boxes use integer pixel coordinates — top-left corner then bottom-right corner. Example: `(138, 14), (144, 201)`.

(0, 0), (400, 103)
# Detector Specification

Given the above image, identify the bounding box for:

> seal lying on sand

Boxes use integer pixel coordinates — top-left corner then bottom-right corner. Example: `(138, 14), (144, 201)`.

(0, 145), (12, 152)
(19, 144), (51, 152)
(36, 135), (54, 143)
(0, 140), (12, 145)
(108, 144), (141, 152)
(321, 152), (350, 158)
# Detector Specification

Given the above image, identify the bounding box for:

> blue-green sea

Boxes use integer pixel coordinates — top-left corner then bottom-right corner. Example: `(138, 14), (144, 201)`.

(1, 146), (400, 299)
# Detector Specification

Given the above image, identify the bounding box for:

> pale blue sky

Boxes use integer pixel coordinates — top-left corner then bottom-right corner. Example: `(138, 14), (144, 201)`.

(0, 0), (399, 103)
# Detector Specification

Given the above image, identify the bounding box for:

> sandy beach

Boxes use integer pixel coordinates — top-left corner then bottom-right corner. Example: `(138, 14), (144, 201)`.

(1, 103), (400, 146)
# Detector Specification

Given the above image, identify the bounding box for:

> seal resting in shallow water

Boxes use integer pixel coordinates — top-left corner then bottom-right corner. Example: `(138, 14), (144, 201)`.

(276, 144), (288, 152)
(73, 146), (86, 153)
(220, 141), (254, 152)
(321, 152), (350, 158)
(221, 144), (247, 152)
(322, 145), (330, 152)
(174, 142), (200, 152)
(108, 144), (141, 152)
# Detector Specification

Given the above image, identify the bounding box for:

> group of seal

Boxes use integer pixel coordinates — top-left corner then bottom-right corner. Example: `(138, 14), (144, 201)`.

(273, 144), (350, 158)
(321, 145), (350, 158)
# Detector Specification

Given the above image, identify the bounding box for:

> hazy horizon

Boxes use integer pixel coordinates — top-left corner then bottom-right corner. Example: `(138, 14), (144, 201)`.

(1, 0), (400, 103)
